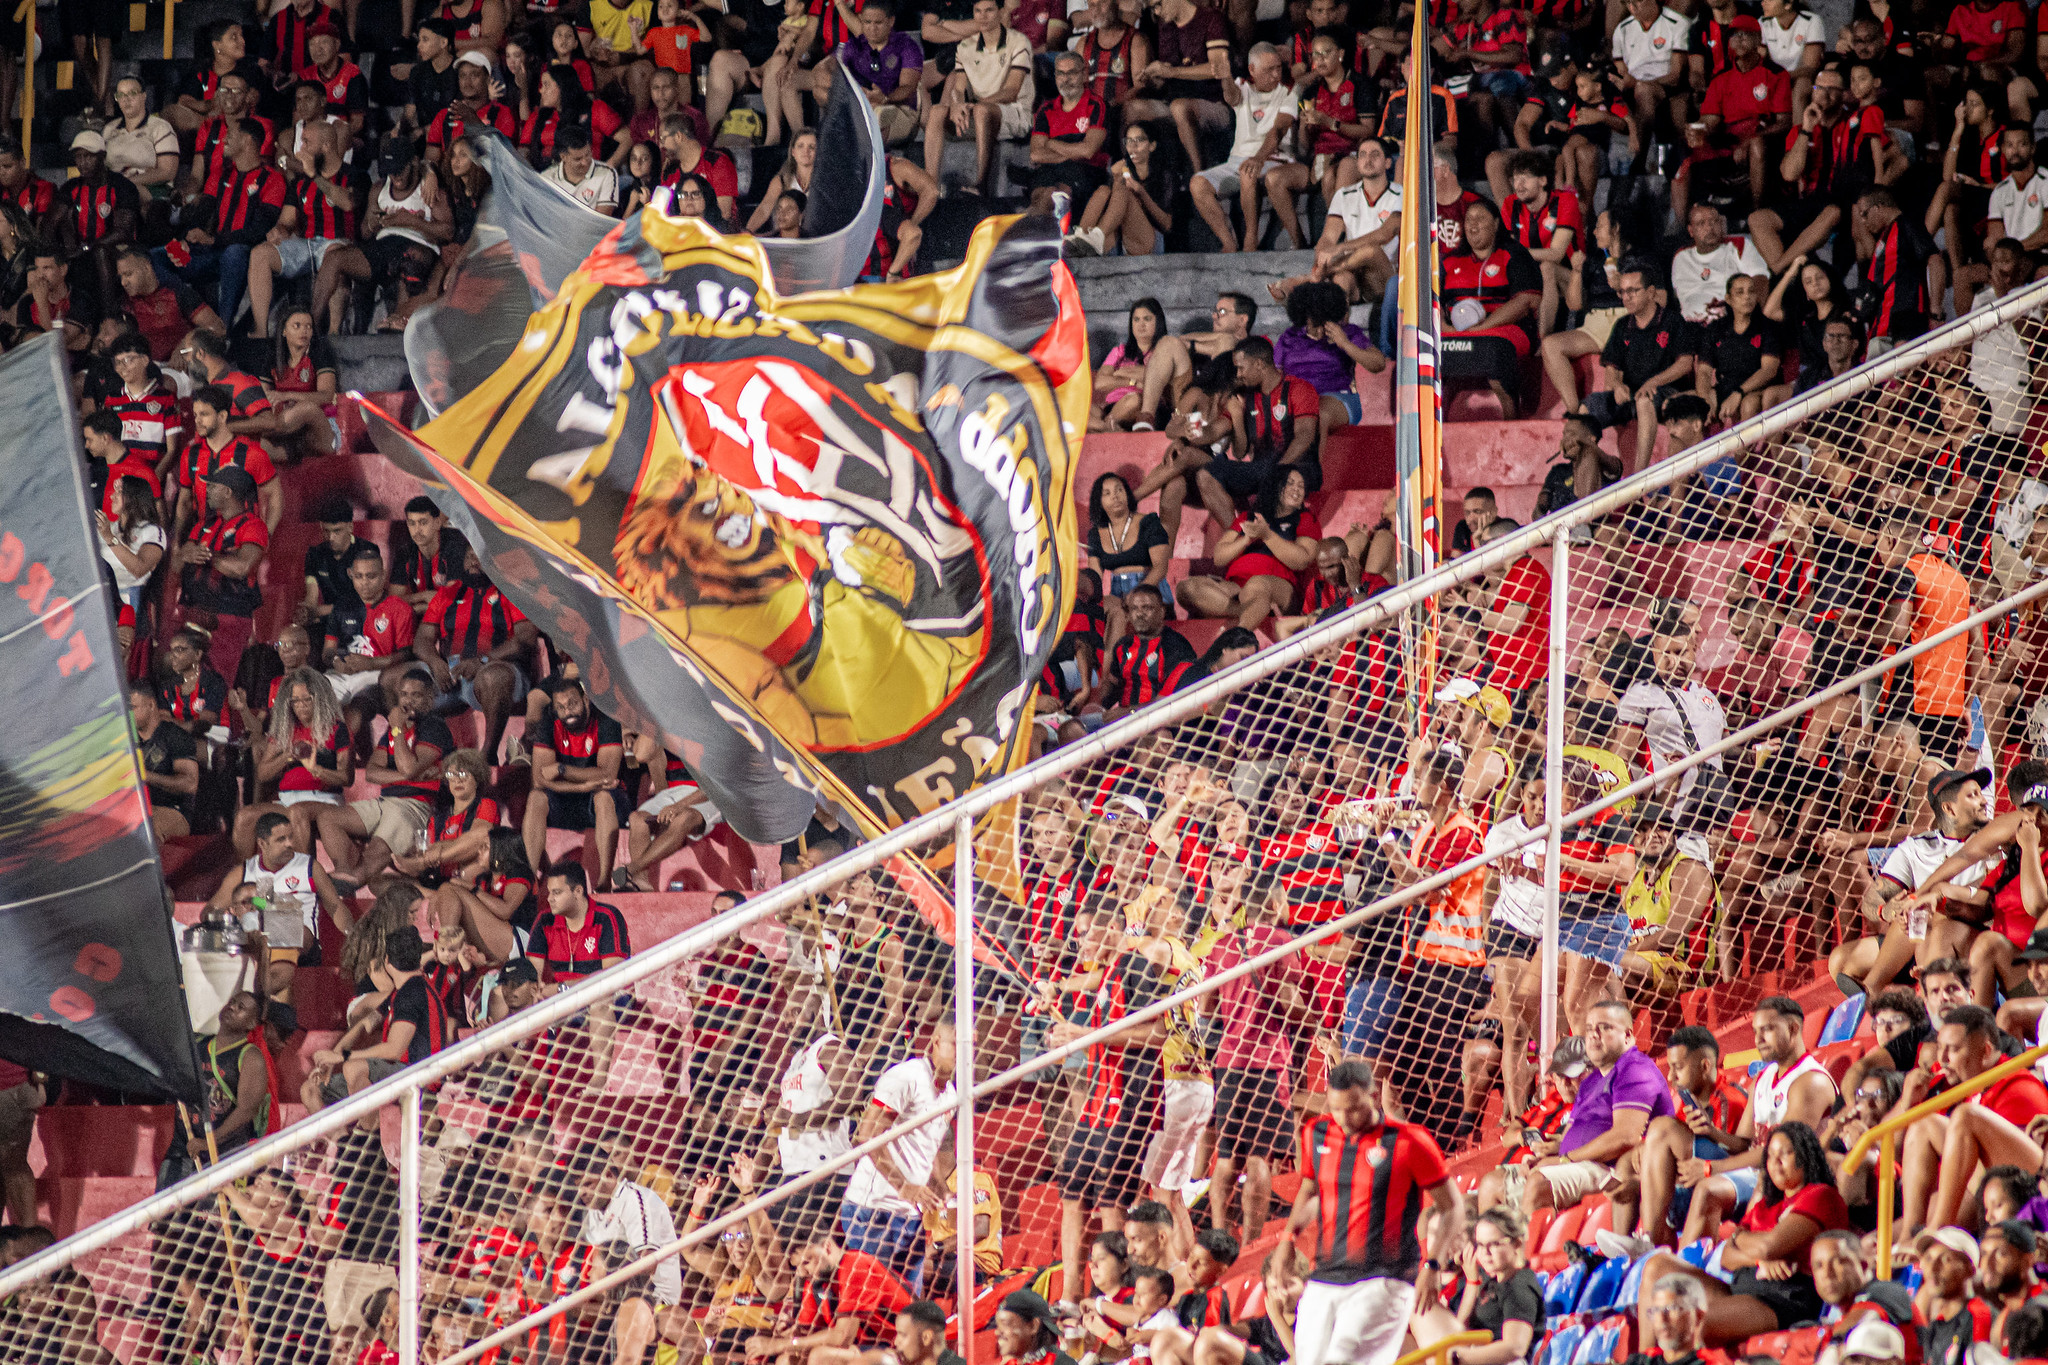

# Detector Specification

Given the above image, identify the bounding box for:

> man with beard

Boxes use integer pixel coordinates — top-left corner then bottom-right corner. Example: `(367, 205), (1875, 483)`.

(414, 543), (537, 765)
(521, 675), (627, 890)
(1837, 767), (2000, 997)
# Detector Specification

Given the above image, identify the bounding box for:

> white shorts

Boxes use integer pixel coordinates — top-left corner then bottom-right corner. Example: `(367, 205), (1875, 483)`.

(634, 783), (725, 832)
(276, 235), (344, 278)
(1294, 1276), (1417, 1365)
(1537, 1158), (1617, 1207)
(279, 790), (339, 807)
(326, 667), (386, 703)
(1142, 1079), (1216, 1189)
(1194, 149), (1295, 194)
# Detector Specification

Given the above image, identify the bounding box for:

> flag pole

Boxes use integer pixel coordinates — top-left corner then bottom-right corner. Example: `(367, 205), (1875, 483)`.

(1393, 5), (1445, 730)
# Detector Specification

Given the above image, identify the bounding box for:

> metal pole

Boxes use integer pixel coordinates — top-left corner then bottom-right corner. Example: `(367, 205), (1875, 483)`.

(399, 1087), (421, 1365)
(953, 813), (976, 1363)
(1539, 528), (1568, 1062)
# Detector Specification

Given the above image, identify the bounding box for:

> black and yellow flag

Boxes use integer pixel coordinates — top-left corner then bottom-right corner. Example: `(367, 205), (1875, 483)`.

(368, 126), (1087, 852)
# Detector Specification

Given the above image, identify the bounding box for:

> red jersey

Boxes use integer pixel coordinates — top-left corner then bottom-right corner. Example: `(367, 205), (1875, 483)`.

(1299, 1113), (1450, 1284)
(273, 349), (332, 394)
(428, 100), (517, 148)
(1947, 0), (2025, 61)
(4, 175), (53, 222)
(795, 1250), (912, 1348)
(1307, 78), (1361, 157)
(1441, 245), (1542, 341)
(277, 719), (349, 792)
(1031, 93), (1111, 168)
(1503, 188), (1582, 253)
(1260, 822), (1352, 927)
(102, 383), (184, 471)
(327, 594), (417, 662)
(1701, 63), (1790, 138)
(179, 433), (277, 492)
(422, 579), (530, 659)
(1486, 554), (1550, 691)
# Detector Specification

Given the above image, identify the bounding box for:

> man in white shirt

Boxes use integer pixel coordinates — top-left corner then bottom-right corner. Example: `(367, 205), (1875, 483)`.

(1188, 42), (1295, 254)
(1612, 0), (1689, 127)
(1668, 203), (1769, 323)
(1270, 136), (1401, 303)
(838, 1023), (958, 1294)
(574, 1140), (683, 1307)
(922, 0), (1032, 194)
(1970, 238), (2041, 421)
(1610, 626), (1728, 834)
(540, 125), (621, 216)
(1989, 127), (2048, 251)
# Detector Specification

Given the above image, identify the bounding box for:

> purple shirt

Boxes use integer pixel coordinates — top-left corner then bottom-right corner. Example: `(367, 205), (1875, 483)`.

(840, 33), (923, 93)
(1274, 323), (1373, 395)
(1558, 1046), (1676, 1158)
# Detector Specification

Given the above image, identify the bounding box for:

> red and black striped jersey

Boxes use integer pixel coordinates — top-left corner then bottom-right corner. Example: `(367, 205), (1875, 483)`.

(1174, 1283), (1234, 1332)
(1298, 1113), (1450, 1285)
(212, 161), (289, 240)
(1077, 949), (1167, 1127)
(421, 579), (530, 659)
(65, 174), (139, 247)
(528, 901), (632, 981)
(535, 707), (623, 768)
(1104, 628), (1197, 710)
(1259, 821), (1355, 927)
(1078, 25), (1139, 104)
(217, 368), (275, 422)
(292, 170), (362, 241)
(179, 433), (277, 492)
(1739, 541), (1815, 612)
(1021, 861), (1093, 980)
(439, 0), (490, 41)
(265, 2), (340, 74)
(196, 114), (279, 191)
(3, 175), (53, 221)
(300, 59), (369, 114)
(809, 0), (867, 55)
(102, 383), (184, 470)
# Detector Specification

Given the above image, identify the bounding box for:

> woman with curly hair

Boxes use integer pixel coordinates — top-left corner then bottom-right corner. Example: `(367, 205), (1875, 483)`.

(231, 667), (353, 857)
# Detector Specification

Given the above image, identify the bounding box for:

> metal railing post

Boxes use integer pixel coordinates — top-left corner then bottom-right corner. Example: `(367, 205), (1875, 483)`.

(953, 813), (976, 1361)
(400, 1087), (421, 1365)
(1876, 1133), (1896, 1279)
(1539, 528), (1568, 1061)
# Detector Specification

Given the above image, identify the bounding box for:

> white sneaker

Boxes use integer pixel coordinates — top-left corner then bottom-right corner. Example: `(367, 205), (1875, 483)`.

(1065, 227), (1105, 257)
(1593, 1230), (1655, 1261)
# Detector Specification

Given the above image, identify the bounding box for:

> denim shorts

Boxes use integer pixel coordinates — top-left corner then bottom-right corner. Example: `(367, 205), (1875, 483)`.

(1340, 977), (1405, 1058)
(1557, 911), (1631, 969)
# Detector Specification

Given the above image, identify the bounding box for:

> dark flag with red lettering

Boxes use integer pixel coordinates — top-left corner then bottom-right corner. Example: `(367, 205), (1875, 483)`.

(0, 336), (200, 1101)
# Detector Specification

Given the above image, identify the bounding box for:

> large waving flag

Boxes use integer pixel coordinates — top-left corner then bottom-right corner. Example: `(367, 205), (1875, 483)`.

(1395, 8), (1445, 713)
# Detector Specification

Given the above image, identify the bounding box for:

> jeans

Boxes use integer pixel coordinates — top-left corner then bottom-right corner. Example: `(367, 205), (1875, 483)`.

(1375, 271), (1400, 359)
(154, 242), (254, 331)
(839, 1199), (927, 1294)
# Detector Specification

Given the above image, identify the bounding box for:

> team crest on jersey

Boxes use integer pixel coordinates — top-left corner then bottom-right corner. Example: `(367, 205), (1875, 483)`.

(1753, 82), (1768, 99)
(1365, 1145), (1388, 1166)
(1484, 262), (1501, 277)
(1076, 116), (1090, 131)
(1306, 833), (1326, 850)
(1652, 35), (1666, 45)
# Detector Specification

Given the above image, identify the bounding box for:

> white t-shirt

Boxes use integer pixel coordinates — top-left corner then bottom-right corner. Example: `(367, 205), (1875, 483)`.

(104, 521), (167, 591)
(1612, 8), (1689, 81)
(1669, 235), (1770, 323)
(1971, 282), (2038, 422)
(583, 1181), (682, 1305)
(1226, 78), (1298, 162)
(1991, 169), (2048, 244)
(957, 27), (1034, 110)
(1615, 679), (1727, 801)
(1759, 10), (1826, 72)
(1485, 815), (1545, 937)
(1132, 1307), (1181, 1360)
(542, 159), (621, 213)
(1876, 830), (1994, 895)
(843, 1055), (956, 1217)
(1329, 180), (1403, 259)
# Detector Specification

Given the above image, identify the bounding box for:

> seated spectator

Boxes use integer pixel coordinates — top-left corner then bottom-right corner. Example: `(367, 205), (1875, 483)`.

(265, 310), (340, 458)
(392, 495), (464, 611)
(14, 248), (101, 353)
(1611, 0), (1689, 135)
(1914, 1226), (1989, 1365)
(1072, 0), (1151, 116)
(920, 0), (1031, 195)
(744, 1230), (914, 1359)
(1086, 584), (1195, 724)
(1672, 205), (1770, 329)
(1699, 22), (1790, 210)
(425, 51), (517, 174)
(1229, 334), (1323, 491)
(1070, 120), (1184, 261)
(655, 114), (738, 222)
(1181, 43), (1294, 257)
(235, 666), (354, 857)
(1439, 198), (1541, 419)
(1631, 1121), (1847, 1344)
(1085, 472), (1172, 648)
(614, 739), (722, 891)
(1127, 293), (1256, 433)
(1411, 1207), (1544, 1365)
(429, 826), (535, 964)
(306, 926), (447, 1110)
(1524, 997), (1674, 1215)
(323, 544), (418, 748)
(169, 465), (270, 680)
(302, 496), (366, 628)
(104, 77), (181, 198)
(1747, 67), (1884, 271)
(61, 132), (140, 306)
(159, 626), (227, 738)
(1982, 1223), (2041, 1348)
(1580, 259), (1697, 473)
(315, 138), (451, 337)
(415, 541), (538, 763)
(1263, 33), (1368, 249)
(541, 125), (621, 215)
(1092, 299), (1166, 431)
(1902, 1004), (2048, 1229)
(1270, 139), (1400, 310)
(246, 121), (362, 341)
(1436, 0), (1532, 141)
(1534, 415), (1624, 519)
(1028, 53), (1110, 216)
(1123, 0), (1231, 175)
(1759, 0), (1826, 121)
(1499, 150), (1580, 337)
(746, 130), (818, 235)
(313, 669), (453, 890)
(176, 328), (279, 442)
(131, 679), (200, 839)
(521, 674), (628, 888)
(153, 116), (285, 334)
(1696, 273), (1784, 427)
(110, 247), (220, 363)
(213, 807), (351, 998)
(92, 331), (181, 501)
(832, 8), (923, 147)
(1811, 1230), (1919, 1355)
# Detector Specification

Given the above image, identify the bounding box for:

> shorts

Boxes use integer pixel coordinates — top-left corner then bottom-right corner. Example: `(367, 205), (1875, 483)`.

(1730, 1267), (1826, 1329)
(323, 1259), (398, 1332)
(1536, 1158), (1616, 1206)
(1583, 384), (1683, 431)
(1141, 1079), (1215, 1188)
(634, 783), (726, 831)
(1630, 946), (1692, 995)
(995, 101), (1034, 140)
(1768, 195), (1844, 246)
(363, 233), (437, 290)
(280, 789), (340, 808)
(275, 235), (345, 278)
(320, 1057), (405, 1102)
(1215, 1067), (1292, 1161)
(1208, 456), (1279, 501)
(350, 796), (430, 851)
(1340, 976), (1404, 1058)
(1557, 910), (1631, 969)
(1295, 1277), (1417, 1365)
(327, 666), (387, 703)
(546, 786), (631, 832)
(1058, 1119), (1152, 1209)
(0, 1080), (39, 1147)
(1193, 148), (1296, 194)
(1577, 306), (1628, 348)
(1440, 329), (1531, 378)
(434, 657), (531, 715)
(1486, 920), (1540, 962)
(876, 103), (919, 145)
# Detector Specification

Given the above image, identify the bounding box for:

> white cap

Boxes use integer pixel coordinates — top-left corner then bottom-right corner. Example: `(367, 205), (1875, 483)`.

(455, 49), (493, 70)
(1840, 1320), (1906, 1364)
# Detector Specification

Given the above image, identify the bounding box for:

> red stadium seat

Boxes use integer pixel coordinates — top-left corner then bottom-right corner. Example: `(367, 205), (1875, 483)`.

(1531, 1203), (1589, 1272)
(1524, 1205), (1556, 1258)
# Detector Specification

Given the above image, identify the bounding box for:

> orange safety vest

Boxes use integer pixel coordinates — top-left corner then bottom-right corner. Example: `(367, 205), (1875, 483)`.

(1413, 811), (1488, 968)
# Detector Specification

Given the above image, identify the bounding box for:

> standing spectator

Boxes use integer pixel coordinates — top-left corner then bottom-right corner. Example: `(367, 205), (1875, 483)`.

(1205, 882), (1309, 1244)
(572, 1143), (683, 1309)
(1074, 0), (1149, 115)
(1854, 187), (1936, 351)
(62, 132), (140, 304)
(921, 0), (1033, 195)
(302, 496), (366, 627)
(1581, 259), (1697, 472)
(1182, 43), (1294, 256)
(177, 328), (278, 441)
(175, 384), (281, 538)
(1613, 624), (1728, 826)
(841, 1024), (960, 1293)
(521, 674), (627, 887)
(1478, 521), (1550, 713)
(1124, 0), (1233, 174)
(170, 465), (269, 680)
(1288, 1060), (1463, 1365)
(415, 542), (538, 764)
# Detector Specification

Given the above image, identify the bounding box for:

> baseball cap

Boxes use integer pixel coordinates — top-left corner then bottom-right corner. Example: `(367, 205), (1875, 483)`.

(1914, 1226), (1981, 1269)
(2022, 783), (2048, 811)
(1926, 767), (1992, 813)
(1728, 14), (1762, 31)
(204, 465), (259, 502)
(1992, 1219), (2039, 1254)
(1102, 794), (1150, 824)
(1840, 1319), (1906, 1365)
(1533, 47), (1570, 77)
(70, 130), (105, 154)
(1549, 1036), (1589, 1078)
(999, 1290), (1062, 1336)
(2021, 928), (2048, 964)
(499, 957), (540, 988)
(456, 49), (493, 70)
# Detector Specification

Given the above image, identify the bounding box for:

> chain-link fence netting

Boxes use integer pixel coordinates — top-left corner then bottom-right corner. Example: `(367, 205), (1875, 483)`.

(10, 279), (2048, 1365)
